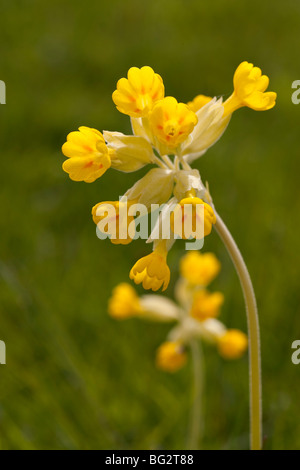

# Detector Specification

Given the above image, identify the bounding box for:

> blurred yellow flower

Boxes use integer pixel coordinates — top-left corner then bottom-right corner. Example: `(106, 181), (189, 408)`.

(130, 242), (170, 291)
(217, 329), (248, 359)
(112, 66), (165, 118)
(62, 126), (111, 183)
(187, 94), (212, 112)
(156, 341), (187, 372)
(223, 61), (277, 116)
(108, 283), (141, 319)
(180, 251), (221, 286)
(149, 96), (198, 149)
(190, 290), (224, 321)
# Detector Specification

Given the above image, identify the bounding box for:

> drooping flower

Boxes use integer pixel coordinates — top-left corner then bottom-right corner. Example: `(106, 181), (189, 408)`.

(223, 61), (277, 116)
(62, 127), (112, 183)
(170, 194), (216, 240)
(129, 241), (170, 291)
(92, 200), (136, 245)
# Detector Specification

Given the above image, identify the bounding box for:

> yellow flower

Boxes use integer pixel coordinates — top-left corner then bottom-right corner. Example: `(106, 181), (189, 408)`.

(156, 341), (187, 372)
(223, 61), (277, 117)
(129, 243), (170, 292)
(92, 200), (135, 245)
(170, 196), (216, 240)
(149, 96), (198, 149)
(112, 66), (165, 118)
(187, 94), (212, 112)
(62, 126), (111, 183)
(217, 329), (248, 359)
(180, 251), (221, 286)
(108, 283), (141, 319)
(190, 290), (224, 321)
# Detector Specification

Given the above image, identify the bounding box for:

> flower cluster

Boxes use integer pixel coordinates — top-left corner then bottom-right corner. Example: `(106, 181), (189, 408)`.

(62, 62), (276, 292)
(108, 251), (248, 372)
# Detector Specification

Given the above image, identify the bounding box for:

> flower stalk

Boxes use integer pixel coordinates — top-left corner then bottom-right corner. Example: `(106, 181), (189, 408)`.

(214, 212), (262, 450)
(187, 339), (204, 450)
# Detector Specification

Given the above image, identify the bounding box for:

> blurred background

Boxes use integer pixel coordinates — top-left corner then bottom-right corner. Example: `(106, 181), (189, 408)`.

(0, 0), (299, 450)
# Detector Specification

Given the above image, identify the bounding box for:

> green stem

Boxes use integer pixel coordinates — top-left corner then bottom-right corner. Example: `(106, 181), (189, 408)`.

(187, 340), (204, 450)
(214, 212), (262, 450)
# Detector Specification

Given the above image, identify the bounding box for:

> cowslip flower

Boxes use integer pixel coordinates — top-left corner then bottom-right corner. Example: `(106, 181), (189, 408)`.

(62, 62), (275, 450)
(92, 200), (136, 245)
(129, 241), (170, 291)
(170, 194), (216, 240)
(223, 61), (277, 117)
(112, 66), (165, 117)
(62, 127), (111, 183)
(62, 62), (276, 296)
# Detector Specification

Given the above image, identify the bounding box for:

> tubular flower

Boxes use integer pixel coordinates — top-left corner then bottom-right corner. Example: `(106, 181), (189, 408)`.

(130, 242), (170, 291)
(179, 251), (221, 286)
(92, 200), (136, 245)
(170, 195), (216, 240)
(149, 97), (198, 149)
(190, 290), (224, 321)
(217, 329), (248, 359)
(108, 283), (141, 319)
(223, 61), (277, 117)
(187, 94), (212, 112)
(156, 341), (187, 372)
(62, 127), (111, 183)
(112, 66), (165, 118)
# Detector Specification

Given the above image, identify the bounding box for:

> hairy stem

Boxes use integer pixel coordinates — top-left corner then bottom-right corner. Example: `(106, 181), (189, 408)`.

(187, 340), (204, 450)
(214, 212), (262, 450)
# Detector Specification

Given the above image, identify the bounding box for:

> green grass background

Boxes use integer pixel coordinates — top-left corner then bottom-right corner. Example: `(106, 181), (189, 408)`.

(0, 0), (299, 450)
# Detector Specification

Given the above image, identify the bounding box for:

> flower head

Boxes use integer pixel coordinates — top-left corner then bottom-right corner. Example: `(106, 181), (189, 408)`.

(62, 127), (111, 183)
(217, 329), (248, 359)
(223, 61), (277, 116)
(112, 66), (165, 118)
(63, 63), (276, 295)
(149, 97), (198, 149)
(156, 341), (187, 372)
(180, 251), (221, 286)
(108, 283), (141, 319)
(190, 290), (224, 321)
(130, 243), (170, 291)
